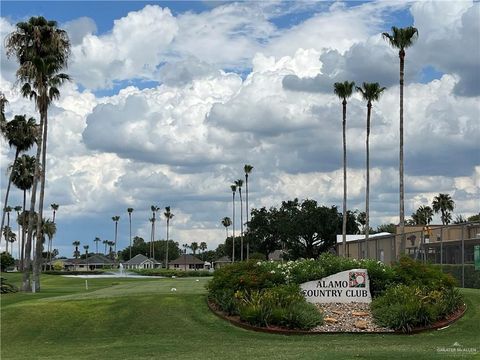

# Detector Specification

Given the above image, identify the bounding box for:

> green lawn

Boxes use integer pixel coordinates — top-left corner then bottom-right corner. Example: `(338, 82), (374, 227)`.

(1, 273), (479, 359)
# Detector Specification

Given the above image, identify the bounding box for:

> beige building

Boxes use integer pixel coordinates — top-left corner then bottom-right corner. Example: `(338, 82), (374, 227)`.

(336, 222), (480, 265)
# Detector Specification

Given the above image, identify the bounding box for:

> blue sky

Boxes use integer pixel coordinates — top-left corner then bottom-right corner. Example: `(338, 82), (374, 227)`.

(0, 1), (478, 257)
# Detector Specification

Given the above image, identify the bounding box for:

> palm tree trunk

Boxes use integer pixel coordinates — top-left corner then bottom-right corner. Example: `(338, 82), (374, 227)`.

(0, 149), (20, 250)
(239, 189), (244, 261)
(129, 213), (132, 260)
(165, 220), (169, 269)
(399, 50), (406, 256)
(232, 193), (235, 262)
(23, 111), (44, 292)
(34, 110), (49, 291)
(20, 191), (26, 270)
(17, 210), (21, 264)
(342, 99), (348, 258)
(245, 174), (249, 260)
(365, 103), (371, 259)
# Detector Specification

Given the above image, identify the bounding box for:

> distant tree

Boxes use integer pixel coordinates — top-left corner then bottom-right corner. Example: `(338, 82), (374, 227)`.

(411, 205), (434, 225)
(199, 241), (207, 261)
(0, 252), (15, 271)
(102, 239), (108, 255)
(467, 213), (480, 222)
(111, 216), (120, 256)
(230, 184), (237, 262)
(48, 203), (59, 268)
(83, 245), (89, 270)
(72, 240), (80, 270)
(453, 215), (467, 224)
(164, 206), (174, 268)
(94, 237), (101, 254)
(190, 242), (199, 256)
(221, 217), (231, 239)
(244, 164), (254, 259)
(376, 223), (396, 234)
(235, 179), (244, 261)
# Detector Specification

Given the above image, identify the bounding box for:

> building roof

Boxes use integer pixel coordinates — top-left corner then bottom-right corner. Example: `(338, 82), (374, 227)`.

(61, 254), (114, 265)
(335, 232), (393, 244)
(123, 254), (161, 265)
(169, 254), (204, 265)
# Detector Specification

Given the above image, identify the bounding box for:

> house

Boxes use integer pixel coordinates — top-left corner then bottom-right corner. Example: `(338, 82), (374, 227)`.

(212, 256), (231, 270)
(62, 254), (114, 271)
(169, 254), (205, 271)
(122, 254), (161, 270)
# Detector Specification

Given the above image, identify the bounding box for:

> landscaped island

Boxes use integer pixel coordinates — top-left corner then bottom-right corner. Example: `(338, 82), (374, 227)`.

(207, 255), (465, 333)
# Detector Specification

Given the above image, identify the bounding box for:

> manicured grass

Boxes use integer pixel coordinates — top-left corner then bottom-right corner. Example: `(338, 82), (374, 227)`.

(1, 273), (479, 359)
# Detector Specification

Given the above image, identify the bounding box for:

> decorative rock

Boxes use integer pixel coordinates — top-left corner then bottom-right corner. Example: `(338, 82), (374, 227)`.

(354, 320), (368, 329)
(324, 317), (338, 324)
(351, 311), (369, 317)
(332, 310), (344, 315)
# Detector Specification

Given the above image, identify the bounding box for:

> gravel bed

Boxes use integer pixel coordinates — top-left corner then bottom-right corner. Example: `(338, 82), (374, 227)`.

(312, 302), (394, 333)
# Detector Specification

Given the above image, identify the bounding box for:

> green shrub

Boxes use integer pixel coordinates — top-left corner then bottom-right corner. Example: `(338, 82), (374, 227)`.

(279, 302), (323, 330)
(52, 261), (64, 271)
(133, 269), (212, 277)
(438, 287), (464, 316)
(393, 257), (457, 290)
(208, 289), (238, 315)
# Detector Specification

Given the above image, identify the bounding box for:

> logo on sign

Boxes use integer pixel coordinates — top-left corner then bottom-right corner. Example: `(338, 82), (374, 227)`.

(349, 271), (366, 288)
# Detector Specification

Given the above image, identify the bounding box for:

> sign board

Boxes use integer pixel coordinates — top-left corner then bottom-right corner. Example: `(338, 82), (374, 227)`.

(475, 245), (480, 271)
(300, 269), (371, 303)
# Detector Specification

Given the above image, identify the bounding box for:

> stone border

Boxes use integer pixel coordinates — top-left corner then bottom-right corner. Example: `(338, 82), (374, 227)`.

(207, 300), (467, 335)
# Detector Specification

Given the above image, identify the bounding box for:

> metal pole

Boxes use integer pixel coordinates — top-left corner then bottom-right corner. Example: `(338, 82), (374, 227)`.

(461, 224), (465, 288)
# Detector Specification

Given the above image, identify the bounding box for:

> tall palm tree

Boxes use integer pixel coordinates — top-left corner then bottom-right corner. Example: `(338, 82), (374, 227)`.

(235, 179), (244, 260)
(0, 115), (37, 251)
(230, 184), (237, 262)
(150, 205), (160, 259)
(111, 216), (120, 259)
(244, 165), (253, 259)
(14, 205), (22, 260)
(38, 218), (56, 271)
(127, 208), (134, 260)
(0, 92), (7, 133)
(432, 193), (455, 225)
(182, 243), (189, 270)
(221, 216), (231, 238)
(356, 82), (386, 258)
(48, 203), (59, 269)
(383, 26), (419, 254)
(11, 154), (35, 267)
(334, 81), (355, 258)
(6, 17), (70, 291)
(164, 206), (174, 269)
(72, 240), (80, 271)
(107, 241), (115, 259)
(94, 237), (101, 254)
(4, 206), (13, 254)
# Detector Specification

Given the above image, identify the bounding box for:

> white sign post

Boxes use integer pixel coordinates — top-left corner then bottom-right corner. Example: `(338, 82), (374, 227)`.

(300, 269), (371, 303)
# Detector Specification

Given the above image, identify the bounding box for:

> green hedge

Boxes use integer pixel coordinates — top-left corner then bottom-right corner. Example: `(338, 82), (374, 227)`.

(44, 270), (105, 275)
(432, 264), (480, 289)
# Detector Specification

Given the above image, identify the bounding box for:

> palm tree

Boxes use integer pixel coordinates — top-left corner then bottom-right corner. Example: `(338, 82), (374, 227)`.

(0, 115), (37, 251)
(183, 243), (189, 270)
(72, 240), (80, 271)
(48, 203), (59, 269)
(383, 26), (419, 254)
(102, 239), (109, 255)
(244, 164), (253, 259)
(190, 242), (199, 256)
(7, 17), (70, 291)
(107, 241), (115, 259)
(164, 206), (174, 269)
(127, 208), (134, 260)
(111, 216), (120, 259)
(83, 245), (89, 271)
(221, 217), (231, 238)
(0, 92), (7, 133)
(199, 241), (207, 261)
(11, 154), (35, 267)
(94, 237), (101, 254)
(230, 184), (237, 262)
(14, 205), (22, 260)
(150, 205), (160, 259)
(3, 227), (16, 256)
(432, 193), (455, 225)
(38, 219), (56, 271)
(334, 81), (355, 258)
(235, 179), (244, 260)
(412, 205), (434, 225)
(356, 82), (386, 259)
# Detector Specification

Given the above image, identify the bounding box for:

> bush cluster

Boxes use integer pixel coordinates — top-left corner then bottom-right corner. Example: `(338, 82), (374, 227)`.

(207, 255), (464, 332)
(434, 264), (480, 289)
(132, 269), (212, 277)
(371, 284), (463, 333)
(0, 277), (18, 294)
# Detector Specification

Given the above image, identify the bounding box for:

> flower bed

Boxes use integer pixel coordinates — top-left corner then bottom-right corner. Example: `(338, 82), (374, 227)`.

(207, 255), (465, 333)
